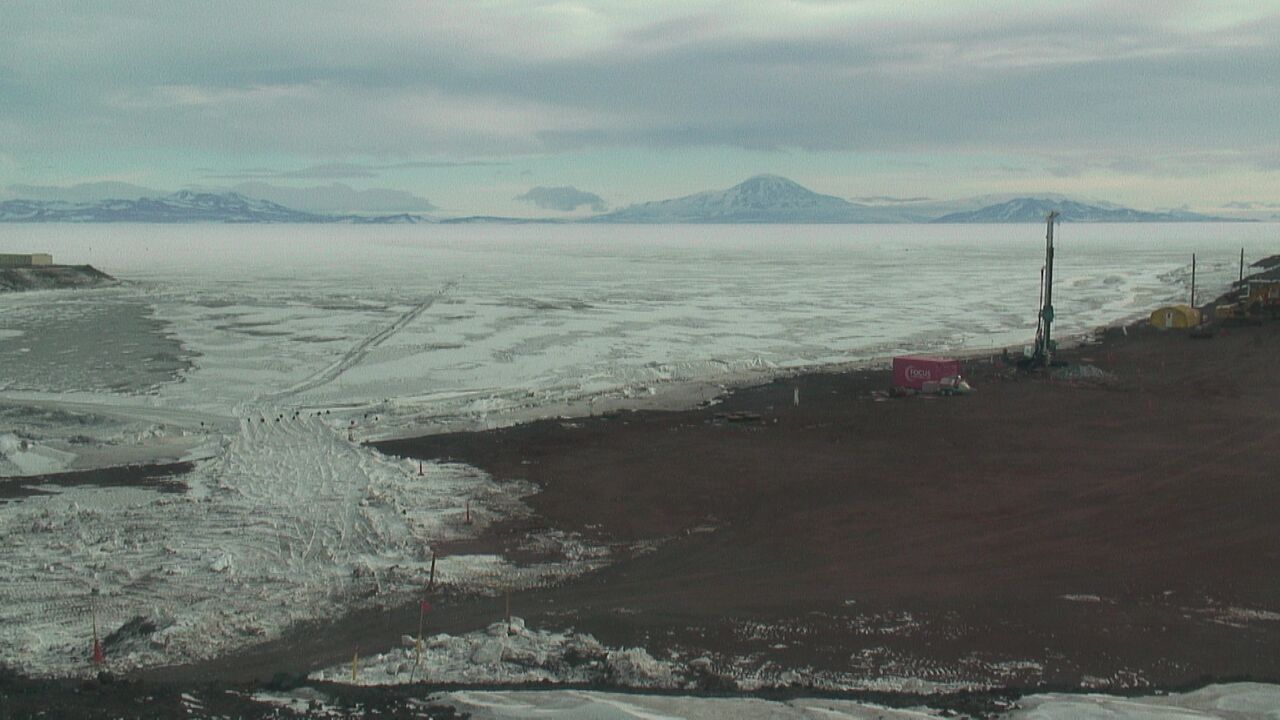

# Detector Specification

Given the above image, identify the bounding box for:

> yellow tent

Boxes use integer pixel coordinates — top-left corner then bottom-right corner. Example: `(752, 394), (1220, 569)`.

(1149, 304), (1201, 329)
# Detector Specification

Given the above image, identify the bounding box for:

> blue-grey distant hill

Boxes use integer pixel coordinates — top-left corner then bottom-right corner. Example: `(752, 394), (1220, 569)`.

(6, 181), (436, 215)
(930, 197), (1238, 223)
(0, 191), (426, 223)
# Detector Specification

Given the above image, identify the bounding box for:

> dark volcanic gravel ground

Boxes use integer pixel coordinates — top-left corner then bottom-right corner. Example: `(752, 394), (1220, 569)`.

(369, 320), (1280, 691)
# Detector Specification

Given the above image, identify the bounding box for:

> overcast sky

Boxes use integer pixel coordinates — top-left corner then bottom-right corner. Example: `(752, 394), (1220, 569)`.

(2, 1), (1277, 216)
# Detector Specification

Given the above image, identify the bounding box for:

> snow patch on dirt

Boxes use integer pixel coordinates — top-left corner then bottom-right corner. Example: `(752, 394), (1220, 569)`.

(0, 414), (604, 677)
(315, 616), (675, 688)
(1203, 605), (1280, 628)
(318, 616), (985, 695)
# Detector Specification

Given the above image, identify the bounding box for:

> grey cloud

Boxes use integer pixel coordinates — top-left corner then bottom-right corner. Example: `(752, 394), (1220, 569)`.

(1, 4), (1278, 162)
(384, 160), (507, 169)
(850, 196), (932, 204)
(203, 160), (507, 180)
(515, 186), (607, 212)
(1255, 152), (1280, 171)
(279, 164), (379, 179)
(205, 164), (379, 180)
(208, 182), (436, 213)
(503, 25), (1280, 157)
(1037, 150), (1274, 179)
(1108, 157), (1160, 175)
(1222, 201), (1280, 210)
(1047, 165), (1084, 178)
(4, 181), (162, 202)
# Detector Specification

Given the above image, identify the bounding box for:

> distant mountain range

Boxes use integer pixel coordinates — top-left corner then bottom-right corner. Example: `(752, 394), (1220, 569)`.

(592, 176), (1240, 223)
(0, 191), (425, 223)
(0, 177), (1244, 224)
(929, 197), (1233, 223)
(5, 180), (436, 214)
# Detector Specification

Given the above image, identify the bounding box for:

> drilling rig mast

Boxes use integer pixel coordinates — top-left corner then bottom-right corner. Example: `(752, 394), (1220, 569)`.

(1032, 211), (1060, 366)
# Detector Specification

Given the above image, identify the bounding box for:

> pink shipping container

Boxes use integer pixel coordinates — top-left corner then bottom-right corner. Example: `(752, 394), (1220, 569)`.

(892, 356), (961, 390)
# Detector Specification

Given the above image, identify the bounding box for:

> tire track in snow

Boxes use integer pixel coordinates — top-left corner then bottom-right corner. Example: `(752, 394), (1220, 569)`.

(263, 281), (455, 402)
(0, 395), (235, 431)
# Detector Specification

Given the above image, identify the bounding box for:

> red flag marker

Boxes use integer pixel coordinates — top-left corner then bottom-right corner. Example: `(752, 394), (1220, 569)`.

(90, 589), (104, 665)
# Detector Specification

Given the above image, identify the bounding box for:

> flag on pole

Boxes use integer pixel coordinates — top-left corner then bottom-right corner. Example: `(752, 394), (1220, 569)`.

(90, 588), (104, 665)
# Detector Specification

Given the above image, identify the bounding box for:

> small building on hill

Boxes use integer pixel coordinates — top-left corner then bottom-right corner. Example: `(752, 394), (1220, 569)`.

(1237, 266), (1280, 291)
(1149, 304), (1201, 329)
(0, 253), (53, 267)
(1235, 267), (1280, 313)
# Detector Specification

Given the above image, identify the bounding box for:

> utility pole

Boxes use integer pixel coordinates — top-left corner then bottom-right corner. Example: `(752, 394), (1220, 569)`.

(1038, 211), (1060, 365)
(1191, 253), (1197, 308)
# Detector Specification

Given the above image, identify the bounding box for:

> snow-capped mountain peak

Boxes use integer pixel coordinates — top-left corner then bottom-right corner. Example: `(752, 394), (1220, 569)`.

(591, 175), (887, 223)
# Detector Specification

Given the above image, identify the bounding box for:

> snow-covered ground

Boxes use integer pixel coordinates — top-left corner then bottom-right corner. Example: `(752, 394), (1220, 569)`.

(0, 223), (1271, 678)
(1009, 684), (1280, 719)
(314, 615), (979, 695)
(246, 682), (1280, 719)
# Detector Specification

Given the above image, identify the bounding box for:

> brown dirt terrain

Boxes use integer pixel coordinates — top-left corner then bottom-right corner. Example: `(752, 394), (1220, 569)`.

(138, 320), (1280, 695)
(0, 461), (192, 503)
(377, 320), (1280, 690)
